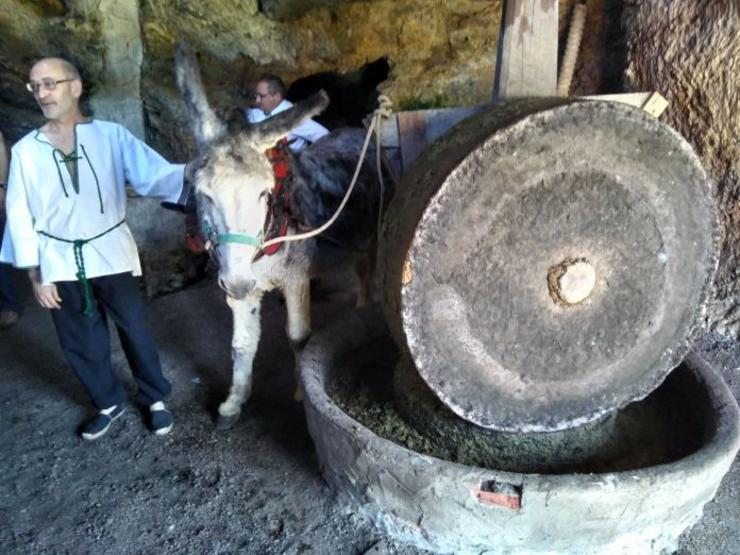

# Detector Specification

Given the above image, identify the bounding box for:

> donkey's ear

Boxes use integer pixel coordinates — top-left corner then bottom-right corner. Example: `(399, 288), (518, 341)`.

(247, 90), (329, 152)
(175, 42), (226, 149)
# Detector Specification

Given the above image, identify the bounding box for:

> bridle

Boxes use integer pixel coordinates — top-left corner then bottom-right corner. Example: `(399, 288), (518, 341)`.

(201, 218), (264, 252)
(199, 183), (275, 262)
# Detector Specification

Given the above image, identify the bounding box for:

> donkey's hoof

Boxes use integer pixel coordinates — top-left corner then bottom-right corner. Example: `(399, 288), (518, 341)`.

(216, 412), (240, 430)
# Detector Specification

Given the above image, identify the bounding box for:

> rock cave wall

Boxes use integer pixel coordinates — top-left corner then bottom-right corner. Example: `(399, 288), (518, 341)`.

(0, 0), (737, 337)
(623, 0), (740, 338)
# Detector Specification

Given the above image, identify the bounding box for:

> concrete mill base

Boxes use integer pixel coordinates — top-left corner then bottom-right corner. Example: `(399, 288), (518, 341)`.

(299, 305), (740, 554)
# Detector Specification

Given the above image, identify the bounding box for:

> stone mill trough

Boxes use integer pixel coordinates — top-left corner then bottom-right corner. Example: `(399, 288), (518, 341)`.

(298, 3), (739, 553)
(296, 99), (740, 555)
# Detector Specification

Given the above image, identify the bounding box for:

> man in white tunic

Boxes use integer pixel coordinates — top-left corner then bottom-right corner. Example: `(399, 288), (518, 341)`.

(0, 57), (188, 440)
(245, 75), (329, 150)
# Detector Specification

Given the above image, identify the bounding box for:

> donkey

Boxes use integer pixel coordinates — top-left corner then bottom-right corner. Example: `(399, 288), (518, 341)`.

(175, 44), (389, 429)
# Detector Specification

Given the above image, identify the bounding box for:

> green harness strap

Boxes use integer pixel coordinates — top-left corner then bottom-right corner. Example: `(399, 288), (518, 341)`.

(38, 218), (127, 318)
(216, 232), (263, 246)
(201, 220), (263, 248)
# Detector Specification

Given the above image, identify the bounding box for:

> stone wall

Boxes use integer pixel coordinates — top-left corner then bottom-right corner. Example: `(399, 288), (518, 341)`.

(0, 0), (104, 139)
(2, 0), (577, 150)
(138, 0), (510, 160)
(623, 0), (740, 337)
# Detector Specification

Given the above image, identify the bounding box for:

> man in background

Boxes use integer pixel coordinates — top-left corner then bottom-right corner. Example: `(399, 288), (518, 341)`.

(246, 74), (329, 150)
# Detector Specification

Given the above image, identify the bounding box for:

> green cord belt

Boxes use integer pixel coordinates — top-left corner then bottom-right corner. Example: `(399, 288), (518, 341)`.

(38, 218), (126, 317)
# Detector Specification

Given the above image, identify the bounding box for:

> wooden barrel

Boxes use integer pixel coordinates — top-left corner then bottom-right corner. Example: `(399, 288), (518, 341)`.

(379, 99), (718, 432)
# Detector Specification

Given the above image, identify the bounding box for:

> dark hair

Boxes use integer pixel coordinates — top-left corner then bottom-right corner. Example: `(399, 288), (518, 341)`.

(259, 74), (286, 98)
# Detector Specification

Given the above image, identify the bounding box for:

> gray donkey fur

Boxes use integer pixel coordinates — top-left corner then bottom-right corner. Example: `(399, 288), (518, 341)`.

(175, 43), (390, 429)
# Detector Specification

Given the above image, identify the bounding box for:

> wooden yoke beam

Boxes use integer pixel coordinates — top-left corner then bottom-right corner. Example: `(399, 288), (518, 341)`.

(493, 0), (559, 102)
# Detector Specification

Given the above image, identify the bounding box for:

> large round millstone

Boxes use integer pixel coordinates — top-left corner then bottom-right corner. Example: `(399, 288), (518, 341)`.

(379, 99), (719, 432)
(299, 305), (740, 555)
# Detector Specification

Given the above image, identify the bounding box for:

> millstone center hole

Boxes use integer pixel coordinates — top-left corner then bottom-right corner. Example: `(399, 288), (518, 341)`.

(547, 258), (596, 306)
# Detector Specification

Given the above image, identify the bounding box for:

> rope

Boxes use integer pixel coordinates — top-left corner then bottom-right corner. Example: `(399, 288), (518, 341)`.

(38, 218), (126, 317)
(557, 2), (588, 97)
(259, 95), (394, 251)
(374, 95), (392, 234)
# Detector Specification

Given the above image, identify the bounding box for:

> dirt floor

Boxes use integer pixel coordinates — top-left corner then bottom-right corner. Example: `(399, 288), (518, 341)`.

(0, 274), (738, 554)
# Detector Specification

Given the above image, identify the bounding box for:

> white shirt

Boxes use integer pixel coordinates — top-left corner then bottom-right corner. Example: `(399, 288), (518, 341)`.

(245, 99), (329, 150)
(0, 120), (186, 284)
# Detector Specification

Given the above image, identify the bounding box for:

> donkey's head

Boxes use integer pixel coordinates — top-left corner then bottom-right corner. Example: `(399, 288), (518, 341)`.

(175, 43), (328, 299)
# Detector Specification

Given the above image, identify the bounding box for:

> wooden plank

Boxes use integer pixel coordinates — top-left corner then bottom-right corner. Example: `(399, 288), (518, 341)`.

(378, 116), (401, 148)
(423, 106), (486, 144)
(382, 147), (403, 184)
(397, 111), (428, 171)
(584, 92), (652, 106)
(378, 105), (485, 149)
(493, 0), (558, 102)
(379, 94), (667, 151)
(640, 92), (669, 118)
(584, 92), (669, 117)
(376, 91), (668, 179)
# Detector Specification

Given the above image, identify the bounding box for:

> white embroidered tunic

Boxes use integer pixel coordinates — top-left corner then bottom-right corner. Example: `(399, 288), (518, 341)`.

(0, 120), (186, 284)
(245, 99), (329, 150)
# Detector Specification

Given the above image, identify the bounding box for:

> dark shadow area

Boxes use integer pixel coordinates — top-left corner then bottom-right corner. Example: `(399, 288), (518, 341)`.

(286, 57), (390, 129)
(328, 319), (715, 475)
(601, 0), (628, 93)
(0, 273), (88, 409)
(566, 0), (629, 96)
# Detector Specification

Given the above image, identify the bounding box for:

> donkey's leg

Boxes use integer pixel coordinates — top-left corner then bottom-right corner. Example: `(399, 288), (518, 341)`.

(217, 290), (263, 430)
(284, 277), (311, 401)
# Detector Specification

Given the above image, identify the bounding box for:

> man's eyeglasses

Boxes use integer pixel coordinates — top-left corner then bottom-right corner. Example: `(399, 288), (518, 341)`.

(254, 91), (273, 100)
(26, 78), (75, 94)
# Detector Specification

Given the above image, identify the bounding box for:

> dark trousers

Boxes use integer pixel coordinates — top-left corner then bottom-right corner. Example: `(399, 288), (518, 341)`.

(50, 272), (171, 409)
(0, 220), (19, 312)
(0, 262), (19, 312)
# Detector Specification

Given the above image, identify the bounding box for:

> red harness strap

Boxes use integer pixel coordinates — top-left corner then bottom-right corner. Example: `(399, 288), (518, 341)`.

(254, 138), (294, 260)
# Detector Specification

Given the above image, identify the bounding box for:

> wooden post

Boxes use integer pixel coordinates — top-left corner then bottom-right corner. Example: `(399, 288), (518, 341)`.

(397, 112), (428, 173)
(493, 0), (559, 102)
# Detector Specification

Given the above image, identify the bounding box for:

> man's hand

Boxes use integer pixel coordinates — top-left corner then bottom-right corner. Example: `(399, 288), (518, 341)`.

(28, 268), (62, 310)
